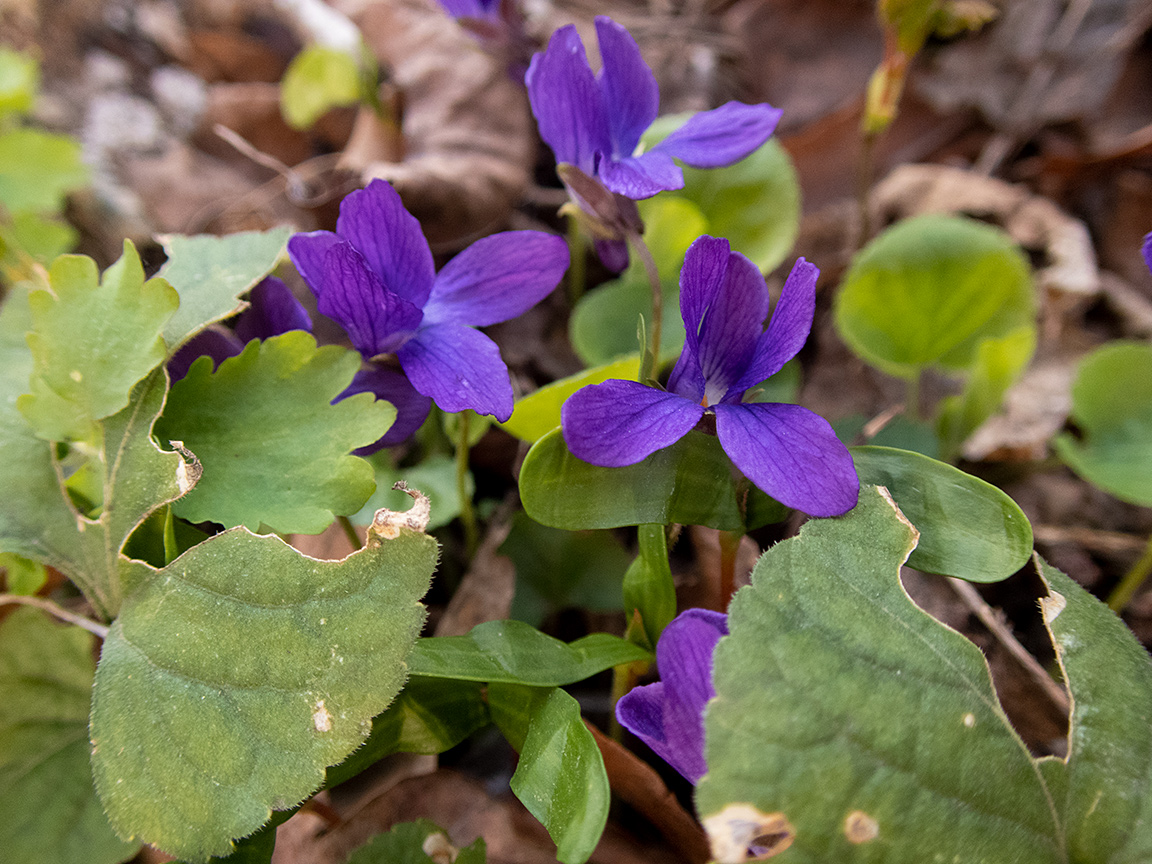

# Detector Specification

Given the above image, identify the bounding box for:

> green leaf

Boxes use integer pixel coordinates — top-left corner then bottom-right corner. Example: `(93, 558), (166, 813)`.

(501, 354), (641, 443)
(851, 445), (1033, 581)
(90, 523), (438, 860)
(157, 332), (394, 534)
(834, 214), (1035, 379)
(570, 271), (686, 367)
(157, 228), (292, 352)
(1053, 341), (1152, 506)
(642, 116), (801, 273)
(1037, 557), (1152, 859)
(0, 211), (77, 265)
(346, 819), (487, 864)
(352, 453), (470, 532)
(326, 676), (489, 787)
(19, 242), (179, 442)
(0, 48), (39, 119)
(407, 619), (649, 685)
(0, 608), (140, 864)
(280, 46), (363, 131)
(697, 486), (1061, 863)
(0, 128), (87, 213)
(489, 685), (609, 864)
(0, 551), (47, 594)
(519, 427), (789, 532)
(622, 524), (676, 648)
(502, 513), (629, 626)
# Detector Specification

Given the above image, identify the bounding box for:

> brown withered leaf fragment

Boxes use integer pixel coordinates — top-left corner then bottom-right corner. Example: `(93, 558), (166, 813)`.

(339, 0), (535, 250)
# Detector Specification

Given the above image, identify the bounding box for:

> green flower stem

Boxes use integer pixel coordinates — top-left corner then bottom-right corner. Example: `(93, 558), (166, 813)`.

(1108, 533), (1152, 613)
(627, 230), (663, 383)
(456, 411), (479, 558)
(0, 593), (109, 638)
(338, 514), (363, 551)
(566, 215), (587, 305)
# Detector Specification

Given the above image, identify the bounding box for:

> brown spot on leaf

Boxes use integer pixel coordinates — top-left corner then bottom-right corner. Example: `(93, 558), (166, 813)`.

(844, 810), (879, 843)
(703, 804), (795, 863)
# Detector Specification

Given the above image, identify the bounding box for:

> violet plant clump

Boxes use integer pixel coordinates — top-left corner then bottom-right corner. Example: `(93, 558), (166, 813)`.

(561, 234), (859, 517)
(525, 16), (782, 268)
(616, 608), (727, 784)
(289, 179), (569, 446)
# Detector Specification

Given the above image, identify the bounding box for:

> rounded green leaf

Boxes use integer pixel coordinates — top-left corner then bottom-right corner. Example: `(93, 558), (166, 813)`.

(0, 48), (38, 119)
(280, 46), (362, 131)
(0, 127), (87, 214)
(1054, 341), (1152, 506)
(0, 608), (140, 864)
(90, 524), (438, 860)
(156, 332), (394, 534)
(851, 445), (1033, 581)
(834, 214), (1034, 379)
(698, 487), (1061, 863)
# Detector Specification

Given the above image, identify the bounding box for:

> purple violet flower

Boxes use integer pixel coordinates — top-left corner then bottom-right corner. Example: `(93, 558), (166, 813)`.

(1143, 231), (1151, 275)
(438, 0), (500, 20)
(561, 235), (859, 517)
(525, 17), (782, 206)
(167, 276), (312, 382)
(288, 179), (569, 427)
(617, 608), (728, 784)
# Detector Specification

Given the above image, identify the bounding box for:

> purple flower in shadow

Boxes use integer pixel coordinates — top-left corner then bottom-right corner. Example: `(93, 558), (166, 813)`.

(617, 608), (728, 784)
(1143, 231), (1151, 275)
(288, 179), (569, 433)
(562, 235), (859, 517)
(168, 276), (312, 381)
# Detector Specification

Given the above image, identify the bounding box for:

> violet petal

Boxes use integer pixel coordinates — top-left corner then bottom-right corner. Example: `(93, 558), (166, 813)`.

(422, 231), (569, 327)
(287, 231), (342, 298)
(667, 235), (730, 401)
(336, 365), (432, 453)
(561, 379), (704, 467)
(1143, 232), (1151, 276)
(396, 322), (515, 420)
(235, 276), (312, 343)
(696, 248), (770, 405)
(594, 238), (630, 273)
(525, 25), (611, 175)
(594, 16), (659, 159)
(652, 101), (782, 168)
(598, 151), (683, 199)
(732, 258), (818, 397)
(335, 179), (437, 308)
(714, 402), (859, 517)
(320, 243), (424, 358)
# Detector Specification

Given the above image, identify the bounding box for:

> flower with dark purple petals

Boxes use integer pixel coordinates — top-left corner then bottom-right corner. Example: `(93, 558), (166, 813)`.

(526, 17), (782, 205)
(617, 608), (728, 784)
(167, 276), (312, 382)
(1143, 231), (1151, 275)
(438, 0), (500, 20)
(288, 179), (569, 426)
(561, 235), (859, 517)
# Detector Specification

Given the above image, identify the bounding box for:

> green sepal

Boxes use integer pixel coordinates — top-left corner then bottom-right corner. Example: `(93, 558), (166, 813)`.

(622, 524), (676, 648)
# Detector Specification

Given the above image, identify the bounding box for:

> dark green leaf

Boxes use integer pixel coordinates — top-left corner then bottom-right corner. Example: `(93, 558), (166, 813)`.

(407, 619), (649, 685)
(851, 445), (1033, 581)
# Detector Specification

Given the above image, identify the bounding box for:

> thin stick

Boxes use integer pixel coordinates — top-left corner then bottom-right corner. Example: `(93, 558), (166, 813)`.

(1107, 533), (1152, 613)
(946, 577), (1070, 715)
(0, 594), (109, 639)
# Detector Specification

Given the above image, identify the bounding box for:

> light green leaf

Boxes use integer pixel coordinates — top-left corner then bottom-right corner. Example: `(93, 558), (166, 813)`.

(1054, 341), (1152, 506)
(501, 354), (641, 443)
(834, 214), (1035, 379)
(157, 332), (394, 534)
(519, 427), (788, 532)
(19, 242), (179, 442)
(157, 228), (292, 352)
(0, 607), (140, 864)
(0, 127), (88, 213)
(0, 551), (47, 594)
(280, 46), (362, 131)
(90, 523), (438, 861)
(489, 685), (609, 864)
(346, 819), (487, 864)
(0, 48), (38, 119)
(0, 211), (77, 265)
(698, 486), (1061, 863)
(501, 513), (629, 626)
(352, 453), (469, 532)
(852, 445), (1033, 581)
(408, 619), (649, 685)
(622, 524), (676, 649)
(326, 676), (489, 787)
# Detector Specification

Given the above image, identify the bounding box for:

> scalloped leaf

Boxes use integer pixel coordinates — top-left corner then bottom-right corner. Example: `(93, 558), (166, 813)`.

(0, 608), (140, 864)
(698, 486), (1152, 863)
(90, 523), (438, 861)
(156, 332), (394, 534)
(18, 242), (178, 442)
(157, 228), (292, 353)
